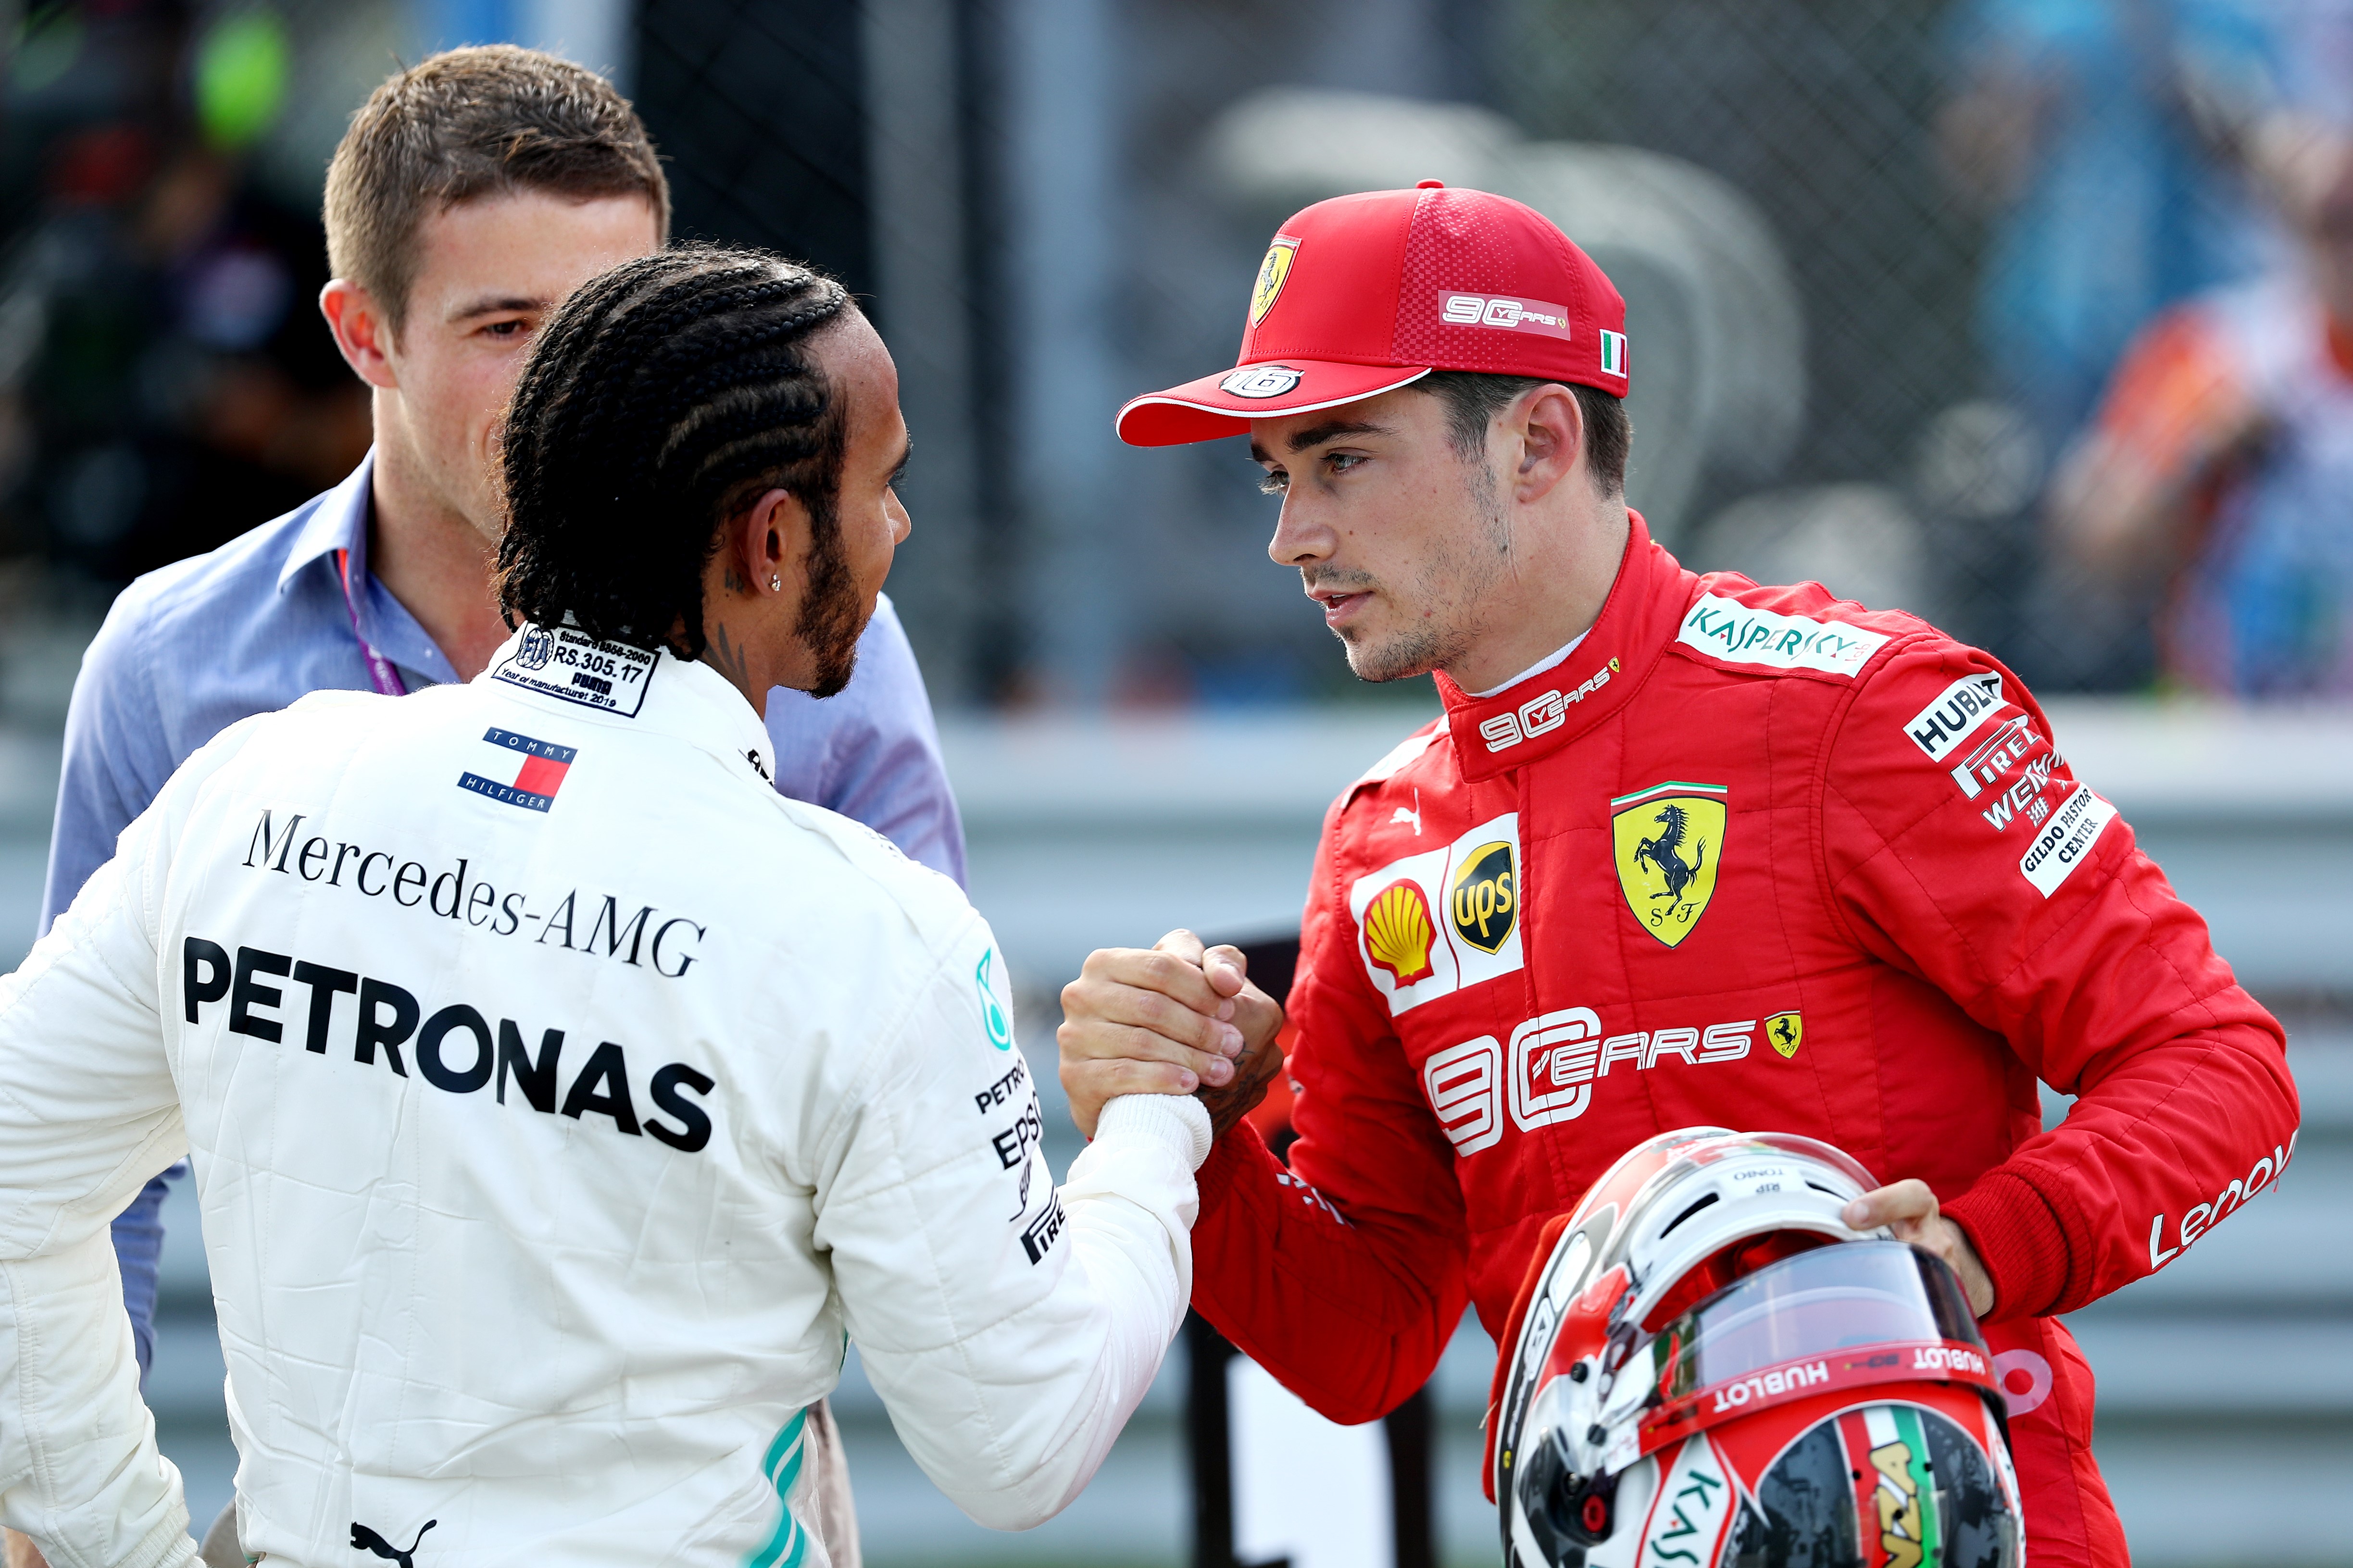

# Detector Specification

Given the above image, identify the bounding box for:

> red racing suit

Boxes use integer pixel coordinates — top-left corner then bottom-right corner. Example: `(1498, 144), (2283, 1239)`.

(1191, 514), (2298, 1567)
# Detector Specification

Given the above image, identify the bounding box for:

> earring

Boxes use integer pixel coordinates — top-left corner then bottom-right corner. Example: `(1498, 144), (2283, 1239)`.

(769, 574), (781, 591)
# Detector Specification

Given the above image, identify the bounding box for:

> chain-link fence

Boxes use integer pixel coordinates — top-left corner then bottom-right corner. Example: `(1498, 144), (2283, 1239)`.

(0, 0), (2319, 703)
(631, 0), (2331, 705)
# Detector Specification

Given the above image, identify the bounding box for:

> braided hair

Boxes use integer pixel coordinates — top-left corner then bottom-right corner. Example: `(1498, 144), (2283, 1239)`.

(497, 246), (853, 660)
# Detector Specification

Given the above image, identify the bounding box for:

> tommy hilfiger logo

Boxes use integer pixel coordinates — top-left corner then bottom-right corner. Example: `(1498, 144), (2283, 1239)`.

(458, 728), (576, 813)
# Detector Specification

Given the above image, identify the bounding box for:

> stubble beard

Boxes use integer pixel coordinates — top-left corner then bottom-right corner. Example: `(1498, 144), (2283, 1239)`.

(1328, 460), (1511, 684)
(795, 489), (867, 699)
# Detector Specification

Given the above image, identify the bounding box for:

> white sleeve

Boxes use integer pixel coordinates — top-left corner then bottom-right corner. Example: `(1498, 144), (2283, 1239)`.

(0, 781), (197, 1567)
(810, 923), (1211, 1531)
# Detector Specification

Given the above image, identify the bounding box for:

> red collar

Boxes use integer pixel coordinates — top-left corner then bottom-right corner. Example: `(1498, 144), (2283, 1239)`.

(1437, 510), (1695, 783)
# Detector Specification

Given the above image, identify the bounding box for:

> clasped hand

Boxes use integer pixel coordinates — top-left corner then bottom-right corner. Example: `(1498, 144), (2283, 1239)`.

(1056, 929), (1287, 1139)
(1054, 928), (1995, 1318)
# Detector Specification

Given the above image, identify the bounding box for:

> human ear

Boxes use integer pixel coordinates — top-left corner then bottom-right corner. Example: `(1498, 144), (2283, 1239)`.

(738, 487), (807, 596)
(320, 280), (400, 391)
(1511, 385), (1585, 504)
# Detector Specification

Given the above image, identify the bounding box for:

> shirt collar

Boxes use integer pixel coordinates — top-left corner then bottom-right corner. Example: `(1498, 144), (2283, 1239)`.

(1469, 629), (1590, 699)
(279, 450), (463, 688)
(1437, 510), (1695, 783)
(277, 449), (375, 593)
(478, 622), (781, 791)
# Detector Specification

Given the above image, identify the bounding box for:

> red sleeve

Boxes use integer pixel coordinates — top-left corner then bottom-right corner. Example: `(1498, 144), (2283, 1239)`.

(1190, 798), (1471, 1423)
(1822, 638), (2298, 1320)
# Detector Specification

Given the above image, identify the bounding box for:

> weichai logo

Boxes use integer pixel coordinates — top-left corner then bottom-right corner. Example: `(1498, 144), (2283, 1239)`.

(1362, 879), (1438, 985)
(1449, 841), (1516, 954)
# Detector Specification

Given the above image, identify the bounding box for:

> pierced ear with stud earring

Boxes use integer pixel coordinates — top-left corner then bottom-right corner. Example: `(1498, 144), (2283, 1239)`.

(769, 574), (782, 591)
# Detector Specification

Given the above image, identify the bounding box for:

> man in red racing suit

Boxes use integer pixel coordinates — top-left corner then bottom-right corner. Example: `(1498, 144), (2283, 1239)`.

(1065, 184), (2299, 1567)
(1194, 512), (2293, 1565)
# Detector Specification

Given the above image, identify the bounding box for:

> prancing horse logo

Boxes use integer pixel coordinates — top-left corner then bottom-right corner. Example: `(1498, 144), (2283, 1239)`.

(351, 1519), (437, 1568)
(1610, 782), (1728, 948)
(1634, 804), (1707, 904)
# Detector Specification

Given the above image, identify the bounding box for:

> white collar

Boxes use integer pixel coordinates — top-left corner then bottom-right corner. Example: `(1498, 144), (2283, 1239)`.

(1470, 630), (1590, 699)
(476, 622), (781, 789)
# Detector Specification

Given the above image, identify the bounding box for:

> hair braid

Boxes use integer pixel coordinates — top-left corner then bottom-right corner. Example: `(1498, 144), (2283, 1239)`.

(496, 246), (852, 659)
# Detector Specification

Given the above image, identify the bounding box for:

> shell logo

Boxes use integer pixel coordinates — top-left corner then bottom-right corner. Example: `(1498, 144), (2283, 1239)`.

(1363, 880), (1438, 986)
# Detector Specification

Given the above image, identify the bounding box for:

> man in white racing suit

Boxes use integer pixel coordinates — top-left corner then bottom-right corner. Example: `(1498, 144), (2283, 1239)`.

(0, 248), (1224, 1565)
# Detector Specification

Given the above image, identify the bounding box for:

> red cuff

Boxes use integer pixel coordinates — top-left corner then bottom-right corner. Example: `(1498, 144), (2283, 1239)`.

(1195, 1118), (1271, 1209)
(1943, 1169), (2071, 1321)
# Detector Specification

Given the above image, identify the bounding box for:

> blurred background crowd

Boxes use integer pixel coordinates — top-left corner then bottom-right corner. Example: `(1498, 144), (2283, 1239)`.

(7, 0), (2353, 710)
(0, 4), (2348, 1568)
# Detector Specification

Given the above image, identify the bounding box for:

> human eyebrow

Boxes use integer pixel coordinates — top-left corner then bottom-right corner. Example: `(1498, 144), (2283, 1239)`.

(448, 294), (546, 323)
(1285, 420), (1388, 454)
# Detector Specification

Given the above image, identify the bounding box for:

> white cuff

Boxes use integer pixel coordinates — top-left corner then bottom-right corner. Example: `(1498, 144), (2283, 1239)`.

(1096, 1094), (1214, 1171)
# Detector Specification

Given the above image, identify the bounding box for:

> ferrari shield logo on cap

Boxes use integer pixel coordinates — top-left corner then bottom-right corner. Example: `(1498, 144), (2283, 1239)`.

(1248, 235), (1299, 325)
(1220, 364), (1304, 398)
(1611, 781), (1727, 947)
(1764, 1011), (1803, 1058)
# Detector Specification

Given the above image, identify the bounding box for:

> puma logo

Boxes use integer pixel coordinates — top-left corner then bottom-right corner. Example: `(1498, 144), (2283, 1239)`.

(350, 1519), (437, 1567)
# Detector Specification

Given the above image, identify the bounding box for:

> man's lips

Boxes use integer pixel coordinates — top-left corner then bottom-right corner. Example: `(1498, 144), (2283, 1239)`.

(1310, 587), (1373, 626)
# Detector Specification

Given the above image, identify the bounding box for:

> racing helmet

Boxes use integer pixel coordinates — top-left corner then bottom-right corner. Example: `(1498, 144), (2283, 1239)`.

(1490, 1129), (2022, 1568)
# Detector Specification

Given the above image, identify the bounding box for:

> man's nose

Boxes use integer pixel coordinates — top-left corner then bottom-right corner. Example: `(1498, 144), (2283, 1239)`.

(888, 490), (912, 545)
(1267, 495), (1331, 567)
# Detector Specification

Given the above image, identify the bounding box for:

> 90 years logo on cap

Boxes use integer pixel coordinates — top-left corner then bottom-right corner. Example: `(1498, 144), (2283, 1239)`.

(1220, 364), (1304, 398)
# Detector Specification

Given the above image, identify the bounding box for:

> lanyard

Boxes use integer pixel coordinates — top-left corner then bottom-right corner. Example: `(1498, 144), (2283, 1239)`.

(335, 547), (409, 697)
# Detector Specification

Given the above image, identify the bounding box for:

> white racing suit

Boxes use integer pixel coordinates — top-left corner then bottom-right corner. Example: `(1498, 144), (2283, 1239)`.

(0, 625), (1209, 1567)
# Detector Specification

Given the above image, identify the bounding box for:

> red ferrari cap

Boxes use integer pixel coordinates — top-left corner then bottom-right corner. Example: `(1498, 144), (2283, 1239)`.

(1116, 181), (1629, 446)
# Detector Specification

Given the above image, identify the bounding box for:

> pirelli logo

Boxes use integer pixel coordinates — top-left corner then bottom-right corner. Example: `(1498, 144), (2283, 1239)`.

(1021, 1195), (1067, 1264)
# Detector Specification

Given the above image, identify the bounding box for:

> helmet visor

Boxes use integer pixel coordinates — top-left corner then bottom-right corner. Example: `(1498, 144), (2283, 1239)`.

(1641, 1241), (1990, 1448)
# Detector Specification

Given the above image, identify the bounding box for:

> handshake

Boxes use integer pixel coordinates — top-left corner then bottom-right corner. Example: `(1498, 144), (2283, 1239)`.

(1057, 930), (1290, 1141)
(1053, 927), (1999, 1318)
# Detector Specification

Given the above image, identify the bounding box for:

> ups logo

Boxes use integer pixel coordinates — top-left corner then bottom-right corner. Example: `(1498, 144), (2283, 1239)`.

(1450, 840), (1517, 954)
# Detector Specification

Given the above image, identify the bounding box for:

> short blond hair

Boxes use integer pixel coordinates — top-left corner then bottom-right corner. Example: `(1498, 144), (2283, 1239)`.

(324, 44), (670, 331)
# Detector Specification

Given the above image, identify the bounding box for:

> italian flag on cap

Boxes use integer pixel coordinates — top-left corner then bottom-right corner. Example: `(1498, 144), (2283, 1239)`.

(1600, 329), (1628, 378)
